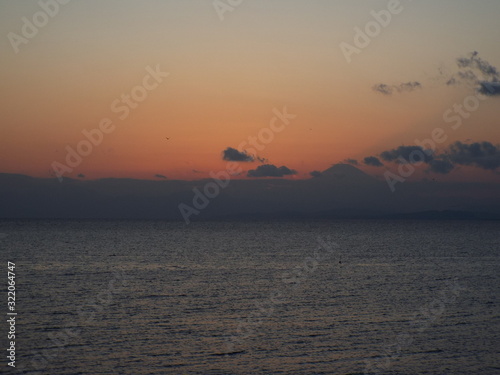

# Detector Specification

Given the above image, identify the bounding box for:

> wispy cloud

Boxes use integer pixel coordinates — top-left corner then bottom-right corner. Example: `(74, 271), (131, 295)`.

(374, 52), (500, 97)
(456, 51), (499, 80)
(373, 81), (422, 95)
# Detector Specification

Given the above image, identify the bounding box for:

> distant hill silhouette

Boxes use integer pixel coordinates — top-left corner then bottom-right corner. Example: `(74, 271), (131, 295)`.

(0, 166), (499, 220)
(321, 163), (373, 180)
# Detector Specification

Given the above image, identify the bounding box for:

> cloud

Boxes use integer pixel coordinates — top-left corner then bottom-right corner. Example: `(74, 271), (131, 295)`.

(398, 81), (422, 92)
(77, 174), (85, 178)
(457, 70), (478, 84)
(357, 140), (499, 175)
(375, 52), (500, 97)
(446, 70), (484, 86)
(446, 141), (500, 170)
(155, 174), (167, 179)
(222, 147), (254, 162)
(427, 159), (454, 174)
(478, 81), (500, 96)
(344, 158), (359, 166)
(247, 164), (297, 178)
(192, 169), (204, 174)
(444, 52), (500, 95)
(446, 77), (458, 86)
(363, 156), (383, 167)
(310, 170), (322, 178)
(380, 146), (433, 164)
(373, 81), (422, 95)
(372, 84), (393, 95)
(456, 51), (499, 80)
(379, 145), (440, 177)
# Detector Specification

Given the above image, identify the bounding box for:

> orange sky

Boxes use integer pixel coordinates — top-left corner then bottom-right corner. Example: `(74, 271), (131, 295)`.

(1, 0), (499, 182)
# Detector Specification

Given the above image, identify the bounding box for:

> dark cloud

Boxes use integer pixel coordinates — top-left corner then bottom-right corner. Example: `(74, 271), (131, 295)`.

(344, 158), (359, 166)
(247, 164), (297, 178)
(77, 174), (85, 178)
(364, 156), (383, 167)
(478, 81), (500, 96)
(222, 147), (254, 162)
(155, 174), (167, 179)
(192, 169), (204, 174)
(380, 146), (433, 164)
(373, 82), (421, 95)
(357, 140), (499, 175)
(310, 171), (322, 178)
(447, 141), (500, 170)
(427, 159), (454, 174)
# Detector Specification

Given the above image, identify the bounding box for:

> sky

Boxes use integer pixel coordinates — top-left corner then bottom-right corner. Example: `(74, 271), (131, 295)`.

(1, 0), (499, 183)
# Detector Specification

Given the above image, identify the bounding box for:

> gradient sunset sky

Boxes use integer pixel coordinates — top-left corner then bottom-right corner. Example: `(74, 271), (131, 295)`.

(1, 0), (499, 181)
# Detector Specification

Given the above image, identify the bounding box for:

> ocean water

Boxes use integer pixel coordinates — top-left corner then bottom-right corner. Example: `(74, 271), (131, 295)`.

(1, 220), (499, 375)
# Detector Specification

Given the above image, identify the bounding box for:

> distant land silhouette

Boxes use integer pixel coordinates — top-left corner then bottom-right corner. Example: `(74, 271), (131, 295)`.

(1, 164), (499, 220)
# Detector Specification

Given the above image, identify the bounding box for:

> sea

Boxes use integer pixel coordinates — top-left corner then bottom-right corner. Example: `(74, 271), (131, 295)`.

(0, 220), (499, 375)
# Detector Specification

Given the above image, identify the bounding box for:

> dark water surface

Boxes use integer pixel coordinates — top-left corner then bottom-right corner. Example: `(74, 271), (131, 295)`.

(1, 220), (499, 374)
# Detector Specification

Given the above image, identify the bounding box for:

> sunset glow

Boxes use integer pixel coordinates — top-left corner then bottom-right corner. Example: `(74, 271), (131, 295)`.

(1, 0), (499, 183)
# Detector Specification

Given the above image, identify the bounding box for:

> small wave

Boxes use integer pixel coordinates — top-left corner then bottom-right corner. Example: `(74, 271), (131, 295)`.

(211, 350), (246, 356)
